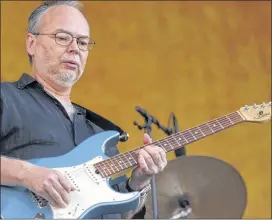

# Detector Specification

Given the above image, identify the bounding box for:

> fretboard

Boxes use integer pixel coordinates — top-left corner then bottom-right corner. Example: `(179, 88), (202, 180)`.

(94, 111), (245, 177)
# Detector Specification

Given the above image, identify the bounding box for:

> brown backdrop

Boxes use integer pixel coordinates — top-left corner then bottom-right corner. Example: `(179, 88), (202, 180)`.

(1, 1), (271, 218)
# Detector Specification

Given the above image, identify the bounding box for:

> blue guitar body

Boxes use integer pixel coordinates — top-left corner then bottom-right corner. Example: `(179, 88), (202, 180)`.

(0, 131), (140, 219)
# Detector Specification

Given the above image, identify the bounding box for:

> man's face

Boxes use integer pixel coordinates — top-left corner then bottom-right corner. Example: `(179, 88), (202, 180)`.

(27, 5), (90, 88)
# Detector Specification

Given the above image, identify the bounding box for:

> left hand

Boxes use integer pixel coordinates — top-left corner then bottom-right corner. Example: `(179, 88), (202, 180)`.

(129, 134), (167, 190)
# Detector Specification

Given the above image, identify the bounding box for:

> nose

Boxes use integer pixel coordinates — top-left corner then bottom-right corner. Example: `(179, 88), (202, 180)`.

(68, 38), (79, 54)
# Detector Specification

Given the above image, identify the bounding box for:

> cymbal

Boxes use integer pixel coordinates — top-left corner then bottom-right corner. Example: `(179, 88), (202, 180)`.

(145, 155), (247, 219)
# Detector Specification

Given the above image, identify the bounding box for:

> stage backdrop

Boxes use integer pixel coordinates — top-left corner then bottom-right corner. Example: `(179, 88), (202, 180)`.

(1, 1), (271, 218)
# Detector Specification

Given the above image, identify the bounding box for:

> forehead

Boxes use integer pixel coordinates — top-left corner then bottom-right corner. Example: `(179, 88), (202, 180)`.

(39, 5), (90, 38)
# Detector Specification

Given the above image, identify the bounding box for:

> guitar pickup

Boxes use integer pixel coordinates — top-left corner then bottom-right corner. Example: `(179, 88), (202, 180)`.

(83, 163), (104, 184)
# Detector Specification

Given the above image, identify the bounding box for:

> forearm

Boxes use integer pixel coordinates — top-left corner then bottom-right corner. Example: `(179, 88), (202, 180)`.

(0, 156), (31, 186)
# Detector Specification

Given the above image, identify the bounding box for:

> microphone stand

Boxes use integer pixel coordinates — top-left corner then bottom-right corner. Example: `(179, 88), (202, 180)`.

(134, 111), (159, 219)
(134, 107), (188, 219)
(134, 106), (173, 219)
(149, 112), (189, 219)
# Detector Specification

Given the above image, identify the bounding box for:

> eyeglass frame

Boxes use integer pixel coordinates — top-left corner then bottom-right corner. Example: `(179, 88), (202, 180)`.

(31, 32), (96, 51)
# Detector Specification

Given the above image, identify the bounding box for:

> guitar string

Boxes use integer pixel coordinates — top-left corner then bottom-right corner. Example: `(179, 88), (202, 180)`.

(95, 111), (244, 177)
(98, 115), (243, 177)
(95, 112), (243, 176)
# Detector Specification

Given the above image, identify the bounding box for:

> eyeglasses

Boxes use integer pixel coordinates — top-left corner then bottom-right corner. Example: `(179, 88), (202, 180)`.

(32, 32), (95, 51)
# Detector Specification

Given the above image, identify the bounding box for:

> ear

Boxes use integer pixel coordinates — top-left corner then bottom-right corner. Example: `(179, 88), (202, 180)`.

(26, 33), (36, 57)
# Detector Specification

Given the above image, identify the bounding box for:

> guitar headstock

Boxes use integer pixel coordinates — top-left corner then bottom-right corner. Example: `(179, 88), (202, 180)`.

(239, 102), (271, 123)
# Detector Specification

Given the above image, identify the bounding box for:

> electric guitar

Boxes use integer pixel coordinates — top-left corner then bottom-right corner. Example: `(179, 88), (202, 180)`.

(0, 102), (271, 219)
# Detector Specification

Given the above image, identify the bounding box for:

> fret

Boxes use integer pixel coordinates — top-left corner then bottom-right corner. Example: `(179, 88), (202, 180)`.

(130, 151), (139, 164)
(115, 156), (127, 171)
(99, 164), (110, 175)
(127, 152), (137, 165)
(216, 119), (224, 129)
(228, 114), (238, 122)
(236, 112), (245, 121)
(229, 112), (243, 123)
(123, 153), (134, 169)
(174, 133), (187, 145)
(107, 158), (119, 173)
(98, 169), (106, 178)
(217, 116), (232, 128)
(155, 141), (166, 151)
(165, 138), (174, 148)
(188, 129), (197, 140)
(100, 165), (111, 177)
(208, 120), (222, 133)
(112, 157), (126, 172)
(226, 114), (238, 125)
(121, 153), (132, 167)
(167, 134), (187, 151)
(94, 164), (104, 177)
(119, 157), (130, 170)
(198, 123), (213, 136)
(168, 136), (182, 149)
(190, 127), (205, 139)
(105, 164), (115, 175)
(207, 120), (223, 133)
(225, 115), (234, 124)
(160, 139), (173, 151)
(182, 130), (195, 143)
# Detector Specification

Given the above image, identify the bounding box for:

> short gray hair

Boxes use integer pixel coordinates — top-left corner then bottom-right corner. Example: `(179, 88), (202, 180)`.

(27, 1), (83, 64)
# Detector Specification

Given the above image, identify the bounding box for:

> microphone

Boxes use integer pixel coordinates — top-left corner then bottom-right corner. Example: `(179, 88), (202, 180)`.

(135, 106), (172, 135)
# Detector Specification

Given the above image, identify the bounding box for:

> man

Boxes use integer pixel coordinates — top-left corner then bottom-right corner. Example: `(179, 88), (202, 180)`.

(0, 1), (167, 219)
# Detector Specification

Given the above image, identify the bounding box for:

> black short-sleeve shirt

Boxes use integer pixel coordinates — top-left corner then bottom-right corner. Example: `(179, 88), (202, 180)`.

(0, 73), (121, 160)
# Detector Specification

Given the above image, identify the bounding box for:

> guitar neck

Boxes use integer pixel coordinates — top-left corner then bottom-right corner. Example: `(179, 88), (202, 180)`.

(94, 111), (245, 178)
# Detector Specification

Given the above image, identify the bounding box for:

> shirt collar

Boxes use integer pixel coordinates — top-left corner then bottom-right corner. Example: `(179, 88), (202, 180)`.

(16, 73), (87, 116)
(16, 73), (42, 89)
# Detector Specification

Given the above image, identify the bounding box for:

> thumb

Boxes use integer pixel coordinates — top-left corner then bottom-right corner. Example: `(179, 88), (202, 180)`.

(143, 133), (152, 144)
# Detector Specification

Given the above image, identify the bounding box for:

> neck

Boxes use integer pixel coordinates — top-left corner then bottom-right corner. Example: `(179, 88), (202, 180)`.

(34, 73), (72, 103)
(93, 111), (245, 178)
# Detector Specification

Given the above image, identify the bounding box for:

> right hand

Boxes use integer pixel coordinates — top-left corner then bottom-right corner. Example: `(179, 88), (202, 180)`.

(22, 165), (76, 208)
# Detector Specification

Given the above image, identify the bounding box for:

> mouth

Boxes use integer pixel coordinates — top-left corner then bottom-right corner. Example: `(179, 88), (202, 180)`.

(62, 60), (79, 69)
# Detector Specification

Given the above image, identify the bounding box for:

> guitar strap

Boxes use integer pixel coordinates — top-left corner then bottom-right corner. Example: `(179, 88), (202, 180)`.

(74, 105), (131, 189)
(74, 103), (129, 143)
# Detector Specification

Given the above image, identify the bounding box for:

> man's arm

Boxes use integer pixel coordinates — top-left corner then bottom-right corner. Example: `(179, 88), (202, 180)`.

(0, 156), (75, 208)
(0, 156), (33, 186)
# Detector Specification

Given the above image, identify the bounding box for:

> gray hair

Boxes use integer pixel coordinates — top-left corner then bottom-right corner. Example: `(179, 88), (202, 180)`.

(27, 1), (83, 64)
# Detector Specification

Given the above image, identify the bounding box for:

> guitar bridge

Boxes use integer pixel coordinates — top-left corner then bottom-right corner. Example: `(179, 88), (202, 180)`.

(30, 191), (49, 208)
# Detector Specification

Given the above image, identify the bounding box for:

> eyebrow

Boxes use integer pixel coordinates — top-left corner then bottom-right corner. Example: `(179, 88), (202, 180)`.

(54, 28), (89, 38)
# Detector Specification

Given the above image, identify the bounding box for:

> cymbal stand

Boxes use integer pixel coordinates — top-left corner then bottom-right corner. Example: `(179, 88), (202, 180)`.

(170, 198), (192, 219)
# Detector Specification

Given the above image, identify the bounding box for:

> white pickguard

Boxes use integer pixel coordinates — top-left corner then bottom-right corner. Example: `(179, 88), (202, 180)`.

(46, 156), (137, 219)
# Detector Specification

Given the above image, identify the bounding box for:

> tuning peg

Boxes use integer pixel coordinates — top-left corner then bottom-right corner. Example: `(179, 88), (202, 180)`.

(244, 105), (249, 111)
(253, 104), (258, 109)
(261, 102), (266, 108)
(269, 102), (272, 106)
